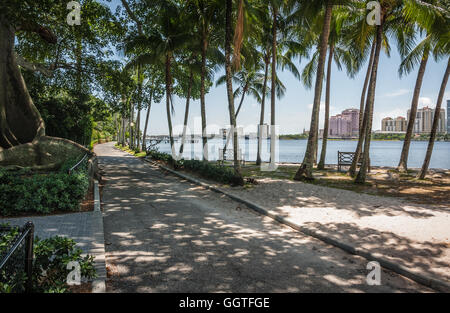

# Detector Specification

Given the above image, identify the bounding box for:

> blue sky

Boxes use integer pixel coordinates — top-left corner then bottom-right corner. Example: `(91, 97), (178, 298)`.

(103, 0), (450, 136)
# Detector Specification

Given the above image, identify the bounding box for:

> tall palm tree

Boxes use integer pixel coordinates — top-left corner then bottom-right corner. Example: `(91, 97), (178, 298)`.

(397, 0), (448, 172)
(225, 0), (244, 185)
(417, 58), (449, 179)
(294, 0), (334, 181)
(125, 1), (190, 156)
(186, 0), (224, 161)
(299, 7), (357, 170)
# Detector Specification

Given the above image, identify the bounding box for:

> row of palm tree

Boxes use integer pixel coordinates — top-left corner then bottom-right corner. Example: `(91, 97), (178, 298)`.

(117, 0), (449, 185)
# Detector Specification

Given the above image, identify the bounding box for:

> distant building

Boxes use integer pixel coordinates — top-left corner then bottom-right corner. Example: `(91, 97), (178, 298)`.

(381, 116), (407, 132)
(407, 106), (446, 134)
(329, 108), (360, 137)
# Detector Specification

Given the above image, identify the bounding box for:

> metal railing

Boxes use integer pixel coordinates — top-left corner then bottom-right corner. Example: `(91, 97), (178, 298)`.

(0, 222), (34, 293)
(68, 153), (88, 175)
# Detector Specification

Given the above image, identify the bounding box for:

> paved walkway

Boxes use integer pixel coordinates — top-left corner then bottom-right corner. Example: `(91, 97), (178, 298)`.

(95, 142), (430, 292)
(1, 211), (107, 284)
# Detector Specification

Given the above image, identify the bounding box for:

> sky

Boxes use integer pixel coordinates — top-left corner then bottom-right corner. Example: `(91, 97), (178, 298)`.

(103, 0), (450, 136)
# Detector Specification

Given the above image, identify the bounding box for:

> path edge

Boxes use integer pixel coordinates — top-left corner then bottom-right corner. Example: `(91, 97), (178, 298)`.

(91, 179), (106, 293)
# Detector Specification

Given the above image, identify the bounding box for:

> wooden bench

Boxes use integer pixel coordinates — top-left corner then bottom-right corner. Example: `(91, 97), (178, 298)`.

(218, 148), (245, 166)
(337, 151), (370, 172)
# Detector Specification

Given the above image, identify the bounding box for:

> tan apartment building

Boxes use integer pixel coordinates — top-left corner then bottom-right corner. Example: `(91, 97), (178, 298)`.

(381, 116), (407, 132)
(407, 106), (446, 134)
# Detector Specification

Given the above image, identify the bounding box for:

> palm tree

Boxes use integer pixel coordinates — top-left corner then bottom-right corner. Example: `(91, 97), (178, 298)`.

(186, 0), (224, 161)
(397, 0), (448, 172)
(216, 68), (264, 118)
(294, 0), (334, 181)
(417, 58), (449, 179)
(299, 7), (357, 170)
(125, 1), (190, 156)
(225, 0), (244, 185)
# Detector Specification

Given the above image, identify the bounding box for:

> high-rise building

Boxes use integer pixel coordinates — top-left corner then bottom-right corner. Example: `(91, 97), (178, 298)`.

(329, 108), (360, 137)
(407, 106), (446, 134)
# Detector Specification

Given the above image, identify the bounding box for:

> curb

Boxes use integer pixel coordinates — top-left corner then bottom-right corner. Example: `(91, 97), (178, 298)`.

(91, 180), (106, 293)
(145, 158), (450, 293)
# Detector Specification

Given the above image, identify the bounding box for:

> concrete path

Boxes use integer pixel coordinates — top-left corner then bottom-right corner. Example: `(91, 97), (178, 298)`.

(1, 211), (107, 286)
(94, 142), (432, 292)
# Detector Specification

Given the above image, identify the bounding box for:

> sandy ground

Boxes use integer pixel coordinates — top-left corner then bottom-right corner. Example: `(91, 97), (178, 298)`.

(218, 177), (450, 284)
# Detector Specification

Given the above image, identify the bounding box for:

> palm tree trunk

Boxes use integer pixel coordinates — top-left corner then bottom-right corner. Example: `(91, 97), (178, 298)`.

(129, 98), (134, 149)
(269, 5), (278, 166)
(121, 117), (126, 145)
(136, 66), (143, 151)
(397, 46), (430, 172)
(142, 88), (153, 151)
(359, 41), (375, 131)
(235, 84), (247, 117)
(349, 41), (375, 177)
(165, 54), (175, 156)
(294, 2), (333, 181)
(180, 69), (193, 155)
(201, 32), (209, 161)
(355, 21), (383, 184)
(256, 58), (270, 166)
(318, 44), (334, 170)
(418, 58), (449, 179)
(225, 0), (243, 185)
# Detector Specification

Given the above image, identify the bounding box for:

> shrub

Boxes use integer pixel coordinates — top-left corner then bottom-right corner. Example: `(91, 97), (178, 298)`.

(146, 150), (240, 185)
(0, 225), (96, 293)
(0, 158), (89, 216)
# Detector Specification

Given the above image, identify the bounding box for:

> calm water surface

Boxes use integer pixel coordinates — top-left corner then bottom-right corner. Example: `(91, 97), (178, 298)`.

(152, 139), (450, 169)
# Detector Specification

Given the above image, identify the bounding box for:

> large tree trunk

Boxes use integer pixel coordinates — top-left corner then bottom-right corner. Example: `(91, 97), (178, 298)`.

(318, 44), (334, 170)
(269, 5), (278, 167)
(397, 45), (430, 172)
(179, 70), (193, 156)
(256, 57), (269, 166)
(417, 58), (449, 179)
(142, 88), (153, 151)
(0, 15), (45, 149)
(200, 32), (209, 161)
(165, 54), (175, 157)
(355, 21), (383, 184)
(225, 0), (243, 185)
(294, 3), (333, 181)
(349, 43), (375, 177)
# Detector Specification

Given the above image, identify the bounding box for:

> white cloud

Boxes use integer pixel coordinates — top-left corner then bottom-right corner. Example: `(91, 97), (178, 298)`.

(419, 97), (433, 107)
(383, 89), (411, 97)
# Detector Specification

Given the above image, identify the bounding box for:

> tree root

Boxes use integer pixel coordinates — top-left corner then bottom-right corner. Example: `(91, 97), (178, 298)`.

(0, 135), (90, 170)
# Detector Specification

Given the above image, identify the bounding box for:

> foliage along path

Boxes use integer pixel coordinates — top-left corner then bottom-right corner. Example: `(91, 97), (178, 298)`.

(94, 142), (429, 292)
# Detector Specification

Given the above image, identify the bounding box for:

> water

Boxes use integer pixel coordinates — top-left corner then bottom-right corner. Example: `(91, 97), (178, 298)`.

(151, 138), (450, 169)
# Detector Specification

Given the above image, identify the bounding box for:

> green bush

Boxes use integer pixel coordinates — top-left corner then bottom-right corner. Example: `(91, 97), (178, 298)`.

(146, 150), (240, 185)
(0, 225), (96, 293)
(0, 158), (89, 216)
